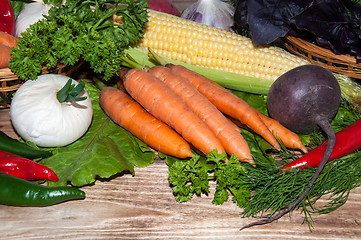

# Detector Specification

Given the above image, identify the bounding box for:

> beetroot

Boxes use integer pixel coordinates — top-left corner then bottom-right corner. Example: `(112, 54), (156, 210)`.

(267, 64), (341, 133)
(147, 0), (181, 17)
(241, 65), (341, 230)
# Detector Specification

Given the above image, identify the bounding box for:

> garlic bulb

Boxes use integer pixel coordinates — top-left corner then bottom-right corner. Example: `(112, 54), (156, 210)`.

(10, 74), (93, 147)
(15, 1), (52, 38)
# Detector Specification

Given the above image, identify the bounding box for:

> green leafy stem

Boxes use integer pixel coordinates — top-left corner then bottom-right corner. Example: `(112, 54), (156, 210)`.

(57, 79), (87, 103)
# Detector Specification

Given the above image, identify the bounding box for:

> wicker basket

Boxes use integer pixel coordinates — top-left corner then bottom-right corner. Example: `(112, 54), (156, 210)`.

(283, 35), (361, 79)
(0, 63), (82, 108)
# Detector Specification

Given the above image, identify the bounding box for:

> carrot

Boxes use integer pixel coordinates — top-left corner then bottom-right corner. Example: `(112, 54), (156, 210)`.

(148, 66), (253, 163)
(116, 68), (129, 92)
(0, 31), (18, 69)
(0, 31), (18, 48)
(123, 68), (226, 156)
(256, 111), (308, 153)
(99, 86), (193, 158)
(167, 64), (281, 151)
(0, 44), (11, 69)
(227, 117), (241, 133)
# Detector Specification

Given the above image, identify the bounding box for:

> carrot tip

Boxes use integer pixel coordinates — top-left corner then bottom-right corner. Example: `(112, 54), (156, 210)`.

(301, 147), (308, 154)
(239, 157), (255, 166)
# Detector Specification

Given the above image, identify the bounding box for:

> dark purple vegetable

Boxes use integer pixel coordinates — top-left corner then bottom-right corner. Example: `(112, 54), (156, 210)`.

(267, 65), (341, 133)
(233, 0), (250, 38)
(234, 0), (313, 45)
(292, 0), (361, 61)
(234, 0), (361, 60)
(241, 64), (341, 229)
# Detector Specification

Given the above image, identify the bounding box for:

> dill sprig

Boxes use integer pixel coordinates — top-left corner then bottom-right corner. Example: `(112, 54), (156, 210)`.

(242, 152), (361, 229)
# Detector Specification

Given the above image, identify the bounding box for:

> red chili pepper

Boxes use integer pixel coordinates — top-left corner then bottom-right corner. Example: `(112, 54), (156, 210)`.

(281, 118), (361, 169)
(0, 150), (58, 181)
(0, 0), (15, 35)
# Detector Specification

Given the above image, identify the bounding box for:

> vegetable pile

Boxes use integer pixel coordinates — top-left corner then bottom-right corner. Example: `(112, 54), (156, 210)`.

(3, 0), (361, 231)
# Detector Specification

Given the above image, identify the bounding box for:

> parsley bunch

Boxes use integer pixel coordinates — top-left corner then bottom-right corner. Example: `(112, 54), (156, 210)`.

(167, 150), (251, 208)
(9, 0), (149, 80)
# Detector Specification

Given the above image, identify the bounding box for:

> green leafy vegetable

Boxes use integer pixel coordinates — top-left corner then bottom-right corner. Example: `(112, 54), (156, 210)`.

(57, 79), (87, 103)
(9, 0), (149, 81)
(167, 154), (211, 203)
(39, 82), (156, 187)
(166, 150), (251, 208)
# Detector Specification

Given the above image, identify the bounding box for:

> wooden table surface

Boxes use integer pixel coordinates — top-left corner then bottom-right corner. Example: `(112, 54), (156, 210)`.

(1, 107), (361, 239)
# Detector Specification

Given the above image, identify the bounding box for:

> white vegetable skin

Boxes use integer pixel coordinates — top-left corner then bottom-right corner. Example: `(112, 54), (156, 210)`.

(10, 74), (93, 147)
(15, 1), (52, 38)
(181, 0), (235, 31)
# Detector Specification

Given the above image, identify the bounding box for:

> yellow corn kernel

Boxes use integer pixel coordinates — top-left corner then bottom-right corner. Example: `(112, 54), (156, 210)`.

(137, 10), (310, 81)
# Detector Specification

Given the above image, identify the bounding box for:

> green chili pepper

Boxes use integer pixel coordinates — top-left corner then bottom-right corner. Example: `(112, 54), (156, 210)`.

(0, 131), (52, 159)
(0, 172), (85, 206)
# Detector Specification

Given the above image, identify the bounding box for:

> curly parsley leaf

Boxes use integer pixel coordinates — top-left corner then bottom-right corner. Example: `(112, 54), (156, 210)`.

(210, 153), (251, 208)
(9, 0), (149, 80)
(167, 154), (213, 203)
(166, 150), (251, 208)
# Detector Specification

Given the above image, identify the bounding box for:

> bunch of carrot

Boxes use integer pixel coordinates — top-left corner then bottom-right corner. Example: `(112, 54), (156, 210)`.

(0, 31), (18, 69)
(99, 64), (307, 164)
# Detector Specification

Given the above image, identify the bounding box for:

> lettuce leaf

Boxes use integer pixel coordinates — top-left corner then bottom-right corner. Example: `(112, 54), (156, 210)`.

(39, 82), (156, 187)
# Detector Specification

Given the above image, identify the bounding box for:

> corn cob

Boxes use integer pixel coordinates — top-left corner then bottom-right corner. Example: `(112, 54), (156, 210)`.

(136, 10), (309, 82)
